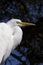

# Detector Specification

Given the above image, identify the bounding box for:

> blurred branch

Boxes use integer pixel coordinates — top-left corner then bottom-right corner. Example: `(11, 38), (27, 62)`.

(11, 53), (27, 65)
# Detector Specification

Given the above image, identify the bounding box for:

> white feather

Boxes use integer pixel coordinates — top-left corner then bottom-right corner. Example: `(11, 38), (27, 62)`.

(0, 19), (23, 64)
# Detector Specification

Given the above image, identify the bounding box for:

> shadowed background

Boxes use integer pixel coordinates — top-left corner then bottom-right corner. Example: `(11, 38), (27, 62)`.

(0, 0), (43, 65)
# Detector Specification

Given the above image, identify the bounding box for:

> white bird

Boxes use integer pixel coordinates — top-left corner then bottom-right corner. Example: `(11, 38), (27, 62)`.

(0, 19), (35, 65)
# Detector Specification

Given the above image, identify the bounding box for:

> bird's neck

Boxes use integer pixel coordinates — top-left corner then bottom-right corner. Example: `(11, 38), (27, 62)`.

(12, 26), (22, 35)
(12, 26), (23, 50)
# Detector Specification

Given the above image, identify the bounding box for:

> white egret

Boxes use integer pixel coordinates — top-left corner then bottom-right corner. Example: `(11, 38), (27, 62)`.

(0, 19), (35, 65)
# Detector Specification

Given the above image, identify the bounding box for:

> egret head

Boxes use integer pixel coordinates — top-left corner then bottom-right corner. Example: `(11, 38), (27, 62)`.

(7, 18), (35, 27)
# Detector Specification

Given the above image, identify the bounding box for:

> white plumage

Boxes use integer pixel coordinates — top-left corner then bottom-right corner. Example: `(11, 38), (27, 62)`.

(0, 19), (35, 64)
(0, 19), (23, 64)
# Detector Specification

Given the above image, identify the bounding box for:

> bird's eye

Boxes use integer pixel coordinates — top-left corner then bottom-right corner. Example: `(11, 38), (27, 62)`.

(16, 21), (20, 24)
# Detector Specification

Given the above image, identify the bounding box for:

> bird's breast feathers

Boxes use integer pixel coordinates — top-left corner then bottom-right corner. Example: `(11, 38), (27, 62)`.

(0, 23), (23, 63)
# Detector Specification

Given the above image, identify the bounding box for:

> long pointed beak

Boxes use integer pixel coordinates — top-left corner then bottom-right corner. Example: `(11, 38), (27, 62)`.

(17, 22), (36, 26)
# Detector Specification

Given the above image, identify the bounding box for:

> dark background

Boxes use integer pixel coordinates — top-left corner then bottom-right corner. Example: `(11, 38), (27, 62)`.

(0, 0), (43, 65)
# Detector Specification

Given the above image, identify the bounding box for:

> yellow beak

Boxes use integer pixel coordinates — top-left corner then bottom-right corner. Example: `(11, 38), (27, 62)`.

(17, 22), (36, 26)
